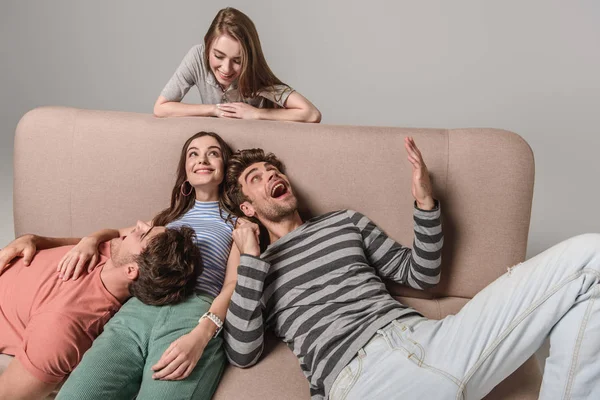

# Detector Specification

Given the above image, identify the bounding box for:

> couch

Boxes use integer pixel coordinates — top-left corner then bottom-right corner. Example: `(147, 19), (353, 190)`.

(1, 106), (541, 398)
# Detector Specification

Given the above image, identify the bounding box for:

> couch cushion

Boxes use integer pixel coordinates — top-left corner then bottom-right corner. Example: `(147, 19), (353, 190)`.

(15, 107), (534, 299)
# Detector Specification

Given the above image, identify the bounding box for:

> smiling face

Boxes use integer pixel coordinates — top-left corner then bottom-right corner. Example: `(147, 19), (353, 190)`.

(185, 135), (225, 195)
(109, 221), (165, 268)
(208, 34), (242, 89)
(238, 161), (298, 222)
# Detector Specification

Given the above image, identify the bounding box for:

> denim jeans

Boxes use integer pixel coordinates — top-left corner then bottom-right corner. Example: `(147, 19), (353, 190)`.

(330, 234), (600, 400)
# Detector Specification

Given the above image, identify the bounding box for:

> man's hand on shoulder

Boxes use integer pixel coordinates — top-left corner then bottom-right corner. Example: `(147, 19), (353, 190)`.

(0, 234), (38, 273)
(404, 136), (435, 210)
(233, 219), (261, 258)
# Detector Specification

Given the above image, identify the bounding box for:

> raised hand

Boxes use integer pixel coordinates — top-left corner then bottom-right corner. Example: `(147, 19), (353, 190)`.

(0, 234), (38, 274)
(232, 219), (261, 257)
(56, 236), (100, 281)
(404, 137), (435, 210)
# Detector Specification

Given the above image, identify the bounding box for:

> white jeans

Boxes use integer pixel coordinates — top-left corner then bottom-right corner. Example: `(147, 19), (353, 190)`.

(330, 234), (600, 400)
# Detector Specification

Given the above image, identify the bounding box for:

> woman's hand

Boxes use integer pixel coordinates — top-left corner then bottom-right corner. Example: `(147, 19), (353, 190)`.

(151, 325), (212, 381)
(217, 103), (260, 120)
(56, 236), (100, 281)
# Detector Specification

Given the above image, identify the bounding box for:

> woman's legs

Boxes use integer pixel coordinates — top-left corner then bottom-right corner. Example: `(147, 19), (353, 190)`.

(57, 298), (156, 400)
(136, 294), (226, 400)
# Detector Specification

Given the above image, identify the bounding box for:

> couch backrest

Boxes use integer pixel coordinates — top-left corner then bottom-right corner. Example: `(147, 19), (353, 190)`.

(14, 107), (534, 298)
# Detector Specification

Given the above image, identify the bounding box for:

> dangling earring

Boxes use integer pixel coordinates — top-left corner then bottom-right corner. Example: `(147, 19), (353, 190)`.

(180, 180), (193, 196)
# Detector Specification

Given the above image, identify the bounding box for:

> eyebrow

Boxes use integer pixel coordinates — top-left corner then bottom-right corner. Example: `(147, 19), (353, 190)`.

(243, 167), (259, 184)
(188, 145), (221, 153)
(213, 49), (241, 59)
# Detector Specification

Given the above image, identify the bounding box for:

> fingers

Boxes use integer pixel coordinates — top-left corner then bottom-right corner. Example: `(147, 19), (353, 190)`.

(57, 254), (68, 272)
(152, 354), (186, 380)
(404, 137), (428, 170)
(406, 153), (420, 168)
(236, 218), (254, 228)
(217, 104), (237, 111)
(152, 345), (178, 372)
(22, 246), (36, 266)
(0, 248), (17, 271)
(254, 226), (261, 245)
(87, 254), (98, 273)
(217, 104), (237, 118)
(72, 256), (87, 280)
(220, 112), (239, 119)
(158, 360), (190, 381)
(60, 255), (79, 281)
(217, 103), (248, 119)
(183, 363), (195, 379)
(404, 137), (421, 162)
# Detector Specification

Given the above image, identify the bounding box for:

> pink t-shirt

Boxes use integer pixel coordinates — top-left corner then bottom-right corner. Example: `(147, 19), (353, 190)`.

(0, 243), (121, 383)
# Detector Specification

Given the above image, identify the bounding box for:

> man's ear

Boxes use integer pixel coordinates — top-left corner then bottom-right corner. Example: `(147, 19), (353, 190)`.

(126, 264), (139, 281)
(240, 201), (256, 218)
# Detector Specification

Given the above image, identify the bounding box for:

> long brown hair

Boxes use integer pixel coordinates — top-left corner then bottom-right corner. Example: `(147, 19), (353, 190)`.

(153, 132), (234, 227)
(204, 7), (290, 102)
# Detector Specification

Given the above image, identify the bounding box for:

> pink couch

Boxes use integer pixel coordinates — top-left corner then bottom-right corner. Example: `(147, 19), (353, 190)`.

(2, 107), (541, 398)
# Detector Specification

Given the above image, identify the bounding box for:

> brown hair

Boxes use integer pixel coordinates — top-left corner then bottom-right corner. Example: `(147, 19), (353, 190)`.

(224, 148), (285, 217)
(153, 131), (234, 227)
(130, 226), (201, 306)
(204, 7), (290, 103)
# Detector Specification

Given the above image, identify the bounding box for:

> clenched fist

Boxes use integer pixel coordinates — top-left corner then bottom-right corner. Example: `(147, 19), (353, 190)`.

(232, 219), (261, 257)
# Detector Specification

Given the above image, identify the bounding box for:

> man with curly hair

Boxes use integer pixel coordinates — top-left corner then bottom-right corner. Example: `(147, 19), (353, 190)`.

(0, 222), (201, 400)
(223, 139), (600, 400)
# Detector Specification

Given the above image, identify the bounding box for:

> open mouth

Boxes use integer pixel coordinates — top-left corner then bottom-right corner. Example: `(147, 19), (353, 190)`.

(270, 182), (288, 199)
(193, 168), (214, 174)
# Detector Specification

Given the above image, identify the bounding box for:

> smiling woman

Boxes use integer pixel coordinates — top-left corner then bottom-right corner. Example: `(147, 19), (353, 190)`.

(48, 131), (241, 400)
(153, 7), (321, 123)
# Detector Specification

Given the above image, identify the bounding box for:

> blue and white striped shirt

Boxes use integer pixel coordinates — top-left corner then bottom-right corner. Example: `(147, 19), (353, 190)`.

(167, 201), (234, 298)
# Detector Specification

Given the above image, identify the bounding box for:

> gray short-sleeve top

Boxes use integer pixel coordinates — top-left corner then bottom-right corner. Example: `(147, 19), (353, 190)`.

(160, 44), (294, 108)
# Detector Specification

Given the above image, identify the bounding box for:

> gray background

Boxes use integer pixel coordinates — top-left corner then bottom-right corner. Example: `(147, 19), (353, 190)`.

(1, 0), (599, 256)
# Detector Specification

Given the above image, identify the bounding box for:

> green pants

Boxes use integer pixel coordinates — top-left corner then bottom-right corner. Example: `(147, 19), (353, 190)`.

(57, 294), (225, 400)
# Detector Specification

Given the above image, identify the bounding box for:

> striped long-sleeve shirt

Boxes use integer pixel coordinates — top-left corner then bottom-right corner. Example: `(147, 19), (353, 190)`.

(224, 205), (443, 399)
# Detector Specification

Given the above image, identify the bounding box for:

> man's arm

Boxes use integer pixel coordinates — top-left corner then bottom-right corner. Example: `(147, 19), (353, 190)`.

(223, 220), (268, 368)
(0, 358), (58, 400)
(351, 137), (443, 290)
(348, 203), (443, 290)
(223, 254), (270, 367)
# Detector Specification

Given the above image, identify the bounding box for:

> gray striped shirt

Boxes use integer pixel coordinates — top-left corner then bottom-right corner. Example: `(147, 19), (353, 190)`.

(224, 206), (443, 399)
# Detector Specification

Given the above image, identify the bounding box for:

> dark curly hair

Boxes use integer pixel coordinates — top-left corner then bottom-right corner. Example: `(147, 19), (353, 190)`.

(129, 226), (201, 306)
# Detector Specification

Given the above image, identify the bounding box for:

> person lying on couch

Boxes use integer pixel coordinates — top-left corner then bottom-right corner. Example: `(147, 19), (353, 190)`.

(222, 139), (600, 400)
(0, 222), (201, 400)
